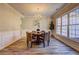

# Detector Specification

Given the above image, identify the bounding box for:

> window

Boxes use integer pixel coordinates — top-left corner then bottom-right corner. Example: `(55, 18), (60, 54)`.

(62, 14), (68, 37)
(56, 17), (61, 35)
(69, 8), (79, 39)
(56, 6), (79, 42)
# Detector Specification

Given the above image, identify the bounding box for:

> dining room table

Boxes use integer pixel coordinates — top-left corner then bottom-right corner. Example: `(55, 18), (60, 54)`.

(26, 30), (50, 47)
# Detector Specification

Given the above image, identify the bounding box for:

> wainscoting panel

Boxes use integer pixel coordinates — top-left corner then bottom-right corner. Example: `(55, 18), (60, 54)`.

(0, 31), (21, 50)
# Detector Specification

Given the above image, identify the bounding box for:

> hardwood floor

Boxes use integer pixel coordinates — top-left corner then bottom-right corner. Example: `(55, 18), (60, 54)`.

(0, 37), (79, 55)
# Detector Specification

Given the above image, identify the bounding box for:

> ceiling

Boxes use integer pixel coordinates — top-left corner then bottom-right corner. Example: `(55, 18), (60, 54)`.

(9, 3), (66, 17)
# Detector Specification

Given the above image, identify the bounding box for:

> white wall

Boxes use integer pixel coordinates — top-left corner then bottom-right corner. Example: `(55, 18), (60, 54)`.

(0, 4), (23, 50)
(21, 16), (51, 37)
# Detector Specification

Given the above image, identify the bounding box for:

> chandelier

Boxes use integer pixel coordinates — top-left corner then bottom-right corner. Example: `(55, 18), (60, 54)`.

(33, 8), (43, 28)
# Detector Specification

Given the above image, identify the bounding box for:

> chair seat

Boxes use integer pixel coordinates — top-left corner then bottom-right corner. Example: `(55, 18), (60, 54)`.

(31, 39), (37, 42)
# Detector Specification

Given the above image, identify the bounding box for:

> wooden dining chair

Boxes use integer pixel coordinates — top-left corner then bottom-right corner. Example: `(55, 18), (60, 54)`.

(26, 32), (32, 48)
(31, 33), (37, 47)
(39, 31), (46, 47)
(26, 31), (37, 48)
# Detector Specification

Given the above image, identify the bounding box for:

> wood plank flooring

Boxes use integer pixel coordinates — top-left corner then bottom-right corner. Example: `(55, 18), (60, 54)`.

(0, 37), (79, 55)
